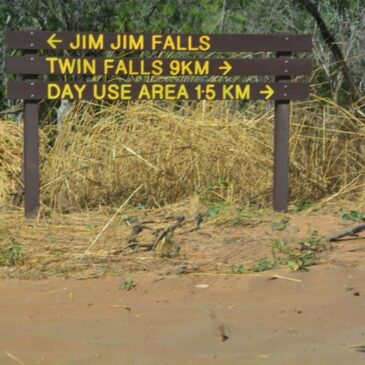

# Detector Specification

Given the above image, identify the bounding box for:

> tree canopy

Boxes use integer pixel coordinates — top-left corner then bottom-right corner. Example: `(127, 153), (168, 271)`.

(0, 0), (364, 109)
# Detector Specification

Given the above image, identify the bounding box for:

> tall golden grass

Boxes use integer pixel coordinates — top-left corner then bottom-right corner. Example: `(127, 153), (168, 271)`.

(1, 97), (364, 212)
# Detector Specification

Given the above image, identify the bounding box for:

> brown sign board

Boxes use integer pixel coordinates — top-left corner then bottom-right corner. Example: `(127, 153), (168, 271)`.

(5, 55), (311, 76)
(7, 81), (310, 101)
(5, 31), (312, 52)
(4, 29), (313, 216)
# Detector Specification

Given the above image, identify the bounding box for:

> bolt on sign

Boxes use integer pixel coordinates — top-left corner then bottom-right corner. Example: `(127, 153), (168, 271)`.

(4, 30), (312, 217)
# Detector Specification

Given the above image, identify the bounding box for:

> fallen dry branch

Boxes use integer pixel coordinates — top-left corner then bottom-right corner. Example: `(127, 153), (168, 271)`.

(326, 223), (365, 242)
(152, 219), (186, 250)
(179, 213), (204, 234)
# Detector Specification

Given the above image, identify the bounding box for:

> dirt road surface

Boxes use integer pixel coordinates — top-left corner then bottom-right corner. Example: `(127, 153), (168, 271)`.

(1, 263), (365, 365)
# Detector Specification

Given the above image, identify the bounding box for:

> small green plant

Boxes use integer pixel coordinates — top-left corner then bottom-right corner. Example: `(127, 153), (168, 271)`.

(121, 215), (139, 224)
(341, 210), (365, 222)
(0, 239), (25, 267)
(206, 202), (229, 219)
(292, 200), (313, 212)
(206, 203), (263, 227)
(271, 235), (323, 272)
(216, 176), (230, 188)
(119, 277), (136, 291)
(252, 258), (277, 272)
(271, 219), (289, 231)
(229, 264), (246, 274)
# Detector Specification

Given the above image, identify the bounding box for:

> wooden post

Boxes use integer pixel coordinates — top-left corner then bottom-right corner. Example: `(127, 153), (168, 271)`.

(273, 44), (292, 212)
(23, 28), (40, 217)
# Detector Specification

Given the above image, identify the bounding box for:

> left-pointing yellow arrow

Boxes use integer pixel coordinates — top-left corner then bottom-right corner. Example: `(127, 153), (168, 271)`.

(259, 84), (274, 100)
(47, 33), (62, 49)
(218, 60), (232, 75)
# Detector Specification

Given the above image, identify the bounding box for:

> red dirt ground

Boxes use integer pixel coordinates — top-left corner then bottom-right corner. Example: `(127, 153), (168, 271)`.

(1, 208), (365, 364)
(0, 264), (365, 365)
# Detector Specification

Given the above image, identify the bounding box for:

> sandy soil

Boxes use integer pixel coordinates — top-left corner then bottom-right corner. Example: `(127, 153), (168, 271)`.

(1, 206), (365, 364)
(1, 263), (365, 365)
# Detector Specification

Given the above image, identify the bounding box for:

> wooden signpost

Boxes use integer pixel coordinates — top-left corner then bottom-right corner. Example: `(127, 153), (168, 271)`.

(4, 30), (312, 217)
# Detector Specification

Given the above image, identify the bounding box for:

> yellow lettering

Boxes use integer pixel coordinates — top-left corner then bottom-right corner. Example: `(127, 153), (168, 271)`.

(222, 85), (251, 100)
(180, 60), (193, 75)
(47, 83), (61, 99)
(151, 60), (163, 75)
(136, 84), (189, 100)
(104, 59), (114, 73)
(138, 84), (151, 99)
(120, 84), (132, 99)
(199, 35), (211, 51)
(165, 84), (175, 100)
(107, 84), (120, 100)
(170, 60), (180, 76)
(93, 84), (106, 100)
(61, 84), (75, 99)
(89, 84), (133, 100)
(111, 35), (144, 50)
(110, 35), (121, 50)
(74, 84), (86, 99)
(46, 58), (96, 74)
(177, 85), (189, 99)
(70, 34), (81, 49)
(89, 34), (103, 49)
(186, 36), (197, 51)
(83, 59), (96, 74)
(151, 35), (162, 50)
(169, 60), (209, 76)
(70, 34), (103, 49)
(196, 60), (209, 75)
(130, 35), (144, 50)
(58, 59), (75, 74)
(152, 84), (164, 98)
(163, 35), (176, 50)
(236, 85), (250, 99)
(45, 57), (57, 73)
(115, 60), (128, 74)
(223, 85), (234, 99)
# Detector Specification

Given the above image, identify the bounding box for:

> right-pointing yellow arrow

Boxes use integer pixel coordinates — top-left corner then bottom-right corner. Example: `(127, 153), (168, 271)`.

(47, 33), (62, 49)
(259, 84), (274, 100)
(218, 60), (232, 75)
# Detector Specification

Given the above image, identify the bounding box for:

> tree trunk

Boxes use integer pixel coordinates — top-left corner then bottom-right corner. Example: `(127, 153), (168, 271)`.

(297, 0), (362, 104)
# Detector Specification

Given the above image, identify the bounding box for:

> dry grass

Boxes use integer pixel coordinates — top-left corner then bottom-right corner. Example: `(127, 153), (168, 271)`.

(0, 204), (275, 279)
(0, 200), (360, 279)
(1, 97), (365, 278)
(0, 120), (48, 207)
(1, 97), (365, 212)
(0, 120), (23, 205)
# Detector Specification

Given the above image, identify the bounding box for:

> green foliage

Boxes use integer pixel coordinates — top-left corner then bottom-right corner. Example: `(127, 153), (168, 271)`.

(205, 203), (263, 227)
(292, 200), (313, 212)
(271, 234), (323, 272)
(0, 239), (25, 266)
(229, 264), (246, 274)
(119, 277), (136, 291)
(1, 0), (364, 109)
(112, 0), (226, 34)
(252, 258), (277, 272)
(271, 218), (289, 231)
(121, 215), (139, 223)
(206, 202), (229, 219)
(230, 234), (325, 274)
(341, 210), (365, 222)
